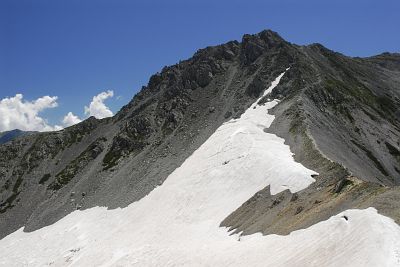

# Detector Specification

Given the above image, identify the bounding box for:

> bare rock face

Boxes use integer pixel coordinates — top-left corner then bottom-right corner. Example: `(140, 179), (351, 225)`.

(0, 29), (399, 239)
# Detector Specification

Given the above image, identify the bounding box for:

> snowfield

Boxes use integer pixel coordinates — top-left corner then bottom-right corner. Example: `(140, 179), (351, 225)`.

(1, 71), (399, 266)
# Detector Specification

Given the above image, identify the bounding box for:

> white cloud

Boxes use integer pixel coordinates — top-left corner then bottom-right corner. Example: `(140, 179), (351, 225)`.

(0, 91), (116, 132)
(61, 90), (114, 127)
(84, 90), (114, 119)
(0, 94), (61, 132)
(62, 112), (82, 127)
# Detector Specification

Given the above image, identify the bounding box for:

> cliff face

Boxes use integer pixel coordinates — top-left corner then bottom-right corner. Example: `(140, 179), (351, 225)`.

(0, 30), (399, 238)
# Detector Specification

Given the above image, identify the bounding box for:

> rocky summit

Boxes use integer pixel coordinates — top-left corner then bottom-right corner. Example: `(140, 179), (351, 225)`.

(0, 30), (399, 266)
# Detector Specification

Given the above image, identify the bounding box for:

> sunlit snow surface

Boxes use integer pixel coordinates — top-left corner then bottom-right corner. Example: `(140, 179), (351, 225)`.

(1, 71), (400, 266)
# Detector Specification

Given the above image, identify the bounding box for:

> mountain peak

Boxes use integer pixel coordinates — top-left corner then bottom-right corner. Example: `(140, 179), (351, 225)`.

(0, 29), (399, 265)
(243, 29), (285, 42)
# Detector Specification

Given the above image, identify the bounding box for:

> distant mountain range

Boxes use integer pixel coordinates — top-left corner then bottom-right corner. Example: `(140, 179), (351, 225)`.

(0, 129), (35, 144)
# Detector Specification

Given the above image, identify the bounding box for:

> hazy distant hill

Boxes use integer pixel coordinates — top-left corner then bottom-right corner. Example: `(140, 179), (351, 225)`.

(0, 129), (35, 144)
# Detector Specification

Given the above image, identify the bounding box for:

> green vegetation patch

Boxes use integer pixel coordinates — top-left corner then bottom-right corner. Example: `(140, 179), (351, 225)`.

(102, 149), (122, 171)
(48, 138), (105, 190)
(103, 117), (151, 170)
(324, 78), (399, 125)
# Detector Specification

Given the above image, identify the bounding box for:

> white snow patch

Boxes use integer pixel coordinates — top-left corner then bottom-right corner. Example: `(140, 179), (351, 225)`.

(1, 70), (399, 266)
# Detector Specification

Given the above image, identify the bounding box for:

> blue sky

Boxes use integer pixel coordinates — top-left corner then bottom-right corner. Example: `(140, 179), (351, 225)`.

(0, 0), (399, 130)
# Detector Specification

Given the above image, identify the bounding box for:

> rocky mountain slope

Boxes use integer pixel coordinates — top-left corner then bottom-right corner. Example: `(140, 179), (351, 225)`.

(1, 73), (398, 265)
(0, 29), (399, 250)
